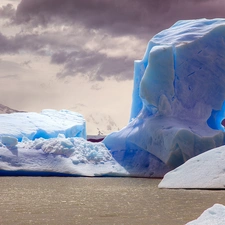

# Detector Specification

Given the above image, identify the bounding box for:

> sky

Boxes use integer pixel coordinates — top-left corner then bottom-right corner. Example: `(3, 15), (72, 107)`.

(0, 0), (225, 134)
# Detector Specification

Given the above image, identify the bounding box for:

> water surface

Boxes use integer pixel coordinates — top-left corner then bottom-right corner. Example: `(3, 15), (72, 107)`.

(0, 177), (225, 225)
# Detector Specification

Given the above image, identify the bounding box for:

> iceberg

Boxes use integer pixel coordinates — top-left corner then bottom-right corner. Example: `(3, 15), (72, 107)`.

(0, 135), (128, 176)
(186, 204), (225, 225)
(0, 109), (127, 176)
(0, 109), (87, 141)
(104, 18), (225, 175)
(158, 145), (225, 189)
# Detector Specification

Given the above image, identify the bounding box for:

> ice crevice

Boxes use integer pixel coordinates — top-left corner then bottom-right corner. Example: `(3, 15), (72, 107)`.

(172, 45), (177, 102)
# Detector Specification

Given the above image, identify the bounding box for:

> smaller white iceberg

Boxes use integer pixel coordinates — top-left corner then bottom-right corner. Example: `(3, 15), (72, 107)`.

(186, 204), (225, 225)
(0, 109), (128, 176)
(0, 135), (128, 176)
(159, 145), (225, 189)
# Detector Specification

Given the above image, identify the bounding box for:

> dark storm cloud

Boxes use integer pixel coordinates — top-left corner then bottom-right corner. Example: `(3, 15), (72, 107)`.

(0, 32), (37, 53)
(51, 50), (133, 80)
(0, 33), (10, 52)
(1, 0), (225, 81)
(0, 4), (15, 19)
(0, 32), (52, 54)
(0, 29), (85, 55)
(0, 25), (133, 80)
(15, 0), (225, 38)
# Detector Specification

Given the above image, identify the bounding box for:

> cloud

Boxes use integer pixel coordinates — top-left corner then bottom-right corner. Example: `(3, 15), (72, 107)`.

(0, 17), (139, 80)
(0, 4), (15, 19)
(21, 60), (31, 68)
(0, 74), (18, 79)
(0, 59), (26, 75)
(13, 0), (173, 38)
(51, 50), (133, 80)
(0, 32), (53, 54)
(1, 0), (225, 81)
(0, 32), (10, 53)
(15, 0), (225, 37)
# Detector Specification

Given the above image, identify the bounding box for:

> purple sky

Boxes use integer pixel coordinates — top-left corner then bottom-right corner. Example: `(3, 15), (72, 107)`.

(0, 0), (225, 133)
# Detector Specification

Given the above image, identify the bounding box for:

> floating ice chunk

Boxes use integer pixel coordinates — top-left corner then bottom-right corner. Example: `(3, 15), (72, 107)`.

(158, 145), (225, 189)
(186, 204), (225, 225)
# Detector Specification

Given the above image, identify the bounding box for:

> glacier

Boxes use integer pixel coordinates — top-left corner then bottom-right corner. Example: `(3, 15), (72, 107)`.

(103, 18), (225, 176)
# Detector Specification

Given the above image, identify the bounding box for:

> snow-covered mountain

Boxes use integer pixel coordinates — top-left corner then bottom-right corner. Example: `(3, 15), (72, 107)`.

(0, 104), (25, 114)
(70, 104), (120, 135)
(85, 112), (120, 135)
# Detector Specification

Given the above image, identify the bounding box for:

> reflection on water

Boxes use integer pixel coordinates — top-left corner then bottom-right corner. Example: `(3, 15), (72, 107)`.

(0, 177), (225, 225)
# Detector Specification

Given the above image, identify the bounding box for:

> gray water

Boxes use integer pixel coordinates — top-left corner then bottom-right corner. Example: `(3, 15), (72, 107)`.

(0, 177), (225, 225)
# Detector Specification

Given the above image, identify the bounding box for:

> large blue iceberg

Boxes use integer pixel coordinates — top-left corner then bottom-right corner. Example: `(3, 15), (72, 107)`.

(103, 18), (225, 176)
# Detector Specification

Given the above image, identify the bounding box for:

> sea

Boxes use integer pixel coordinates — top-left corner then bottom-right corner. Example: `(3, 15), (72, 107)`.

(0, 177), (225, 225)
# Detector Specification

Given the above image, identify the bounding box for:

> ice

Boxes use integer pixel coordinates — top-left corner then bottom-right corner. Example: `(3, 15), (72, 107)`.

(0, 109), (128, 176)
(186, 204), (225, 225)
(0, 109), (87, 141)
(104, 19), (225, 175)
(0, 134), (128, 176)
(1, 136), (18, 148)
(158, 145), (225, 189)
(2, 19), (225, 178)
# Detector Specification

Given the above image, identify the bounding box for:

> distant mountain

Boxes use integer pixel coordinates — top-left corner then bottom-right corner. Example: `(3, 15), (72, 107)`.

(70, 104), (120, 135)
(0, 104), (25, 114)
(85, 112), (120, 135)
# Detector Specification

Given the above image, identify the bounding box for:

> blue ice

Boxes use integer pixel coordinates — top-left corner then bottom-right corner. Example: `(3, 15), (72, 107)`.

(0, 109), (87, 141)
(104, 18), (225, 175)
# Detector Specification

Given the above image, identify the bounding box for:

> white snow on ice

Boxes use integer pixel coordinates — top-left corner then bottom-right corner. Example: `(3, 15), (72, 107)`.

(159, 145), (225, 189)
(0, 109), (128, 176)
(0, 134), (128, 176)
(186, 204), (225, 225)
(0, 109), (87, 141)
